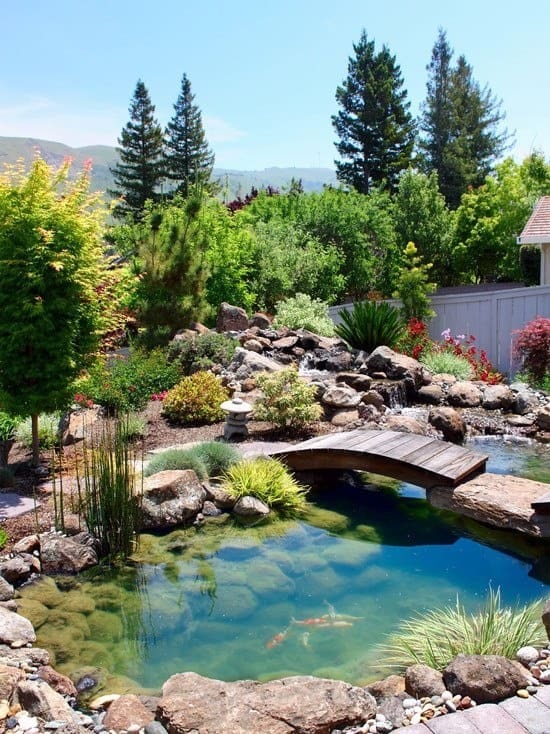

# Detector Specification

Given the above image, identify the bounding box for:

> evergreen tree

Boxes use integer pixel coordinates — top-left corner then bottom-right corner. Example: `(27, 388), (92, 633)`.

(332, 31), (416, 194)
(419, 30), (511, 207)
(110, 80), (164, 221)
(164, 74), (215, 197)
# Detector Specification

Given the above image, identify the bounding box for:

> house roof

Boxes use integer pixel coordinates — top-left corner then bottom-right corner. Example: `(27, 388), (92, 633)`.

(517, 196), (550, 244)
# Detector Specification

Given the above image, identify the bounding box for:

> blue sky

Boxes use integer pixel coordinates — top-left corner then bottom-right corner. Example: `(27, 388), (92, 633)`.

(1, 0), (548, 170)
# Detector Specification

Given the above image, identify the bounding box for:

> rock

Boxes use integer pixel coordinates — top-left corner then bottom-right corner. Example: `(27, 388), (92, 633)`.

(427, 473), (550, 538)
(36, 666), (78, 698)
(366, 675), (405, 701)
(428, 406), (467, 444)
(384, 415), (431, 435)
(39, 532), (99, 574)
(0, 555), (38, 586)
(417, 384), (444, 405)
(516, 646), (540, 666)
(60, 406), (103, 446)
(361, 391), (386, 410)
(321, 385), (362, 409)
(15, 679), (78, 723)
(405, 664), (446, 698)
(325, 349), (354, 372)
(242, 338), (264, 354)
(204, 483), (236, 510)
(366, 347), (425, 388)
(0, 577), (14, 602)
(0, 607), (36, 646)
(376, 695), (406, 728)
(229, 347), (283, 379)
(103, 694), (155, 733)
(297, 330), (322, 351)
(88, 693), (120, 710)
(336, 373), (372, 391)
(448, 381), (482, 407)
(443, 654), (529, 704)
(0, 644), (50, 667)
(0, 664), (25, 701)
(217, 302), (249, 333)
(511, 387), (540, 415)
(233, 496), (270, 518)
(141, 470), (207, 530)
(12, 535), (40, 555)
(250, 313), (271, 329)
(542, 599), (550, 641)
(482, 385), (514, 411)
(331, 410), (360, 427)
(272, 335), (299, 351)
(158, 672), (376, 734)
(536, 405), (550, 431)
(144, 722), (169, 734)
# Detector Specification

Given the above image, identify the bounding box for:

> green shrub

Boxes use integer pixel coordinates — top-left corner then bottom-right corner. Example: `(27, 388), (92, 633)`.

(335, 300), (404, 352)
(15, 413), (61, 449)
(273, 293), (335, 337)
(0, 528), (7, 550)
(253, 368), (322, 431)
(162, 371), (229, 425)
(0, 412), (20, 440)
(383, 587), (546, 672)
(222, 456), (309, 517)
(190, 441), (241, 478)
(0, 466), (15, 487)
(117, 413), (147, 443)
(420, 350), (474, 379)
(78, 418), (141, 560)
(168, 332), (238, 375)
(144, 448), (208, 480)
(393, 241), (436, 323)
(78, 348), (181, 414)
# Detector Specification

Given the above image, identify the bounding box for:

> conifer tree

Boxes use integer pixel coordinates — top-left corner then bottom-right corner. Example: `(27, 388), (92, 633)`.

(110, 80), (164, 221)
(164, 74), (215, 197)
(419, 30), (511, 207)
(332, 31), (415, 194)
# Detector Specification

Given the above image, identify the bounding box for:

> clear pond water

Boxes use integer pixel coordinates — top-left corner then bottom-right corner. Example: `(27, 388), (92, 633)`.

(18, 437), (550, 693)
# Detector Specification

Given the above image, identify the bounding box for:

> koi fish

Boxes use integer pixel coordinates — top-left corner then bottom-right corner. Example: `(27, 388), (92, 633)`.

(292, 617), (328, 626)
(313, 620), (353, 628)
(301, 632), (310, 648)
(266, 626), (289, 649)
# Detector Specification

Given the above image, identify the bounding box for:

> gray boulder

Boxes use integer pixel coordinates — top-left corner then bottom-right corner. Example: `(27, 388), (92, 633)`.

(447, 381), (482, 407)
(15, 678), (79, 726)
(39, 531), (99, 574)
(511, 387), (540, 415)
(229, 347), (283, 379)
(0, 575), (14, 601)
(233, 496), (270, 518)
(158, 672), (376, 734)
(417, 384), (444, 405)
(60, 405), (103, 446)
(0, 606), (36, 646)
(443, 654), (528, 703)
(366, 346), (426, 388)
(336, 372), (372, 391)
(141, 470), (207, 530)
(321, 384), (362, 409)
(405, 664), (446, 698)
(0, 553), (40, 585)
(481, 385), (514, 411)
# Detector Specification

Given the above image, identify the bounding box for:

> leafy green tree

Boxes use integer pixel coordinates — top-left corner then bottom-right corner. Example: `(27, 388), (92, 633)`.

(165, 74), (215, 197)
(110, 80), (164, 221)
(392, 169), (455, 285)
(0, 158), (104, 464)
(453, 153), (550, 283)
(332, 31), (416, 194)
(419, 30), (511, 207)
(393, 241), (436, 323)
(132, 195), (211, 345)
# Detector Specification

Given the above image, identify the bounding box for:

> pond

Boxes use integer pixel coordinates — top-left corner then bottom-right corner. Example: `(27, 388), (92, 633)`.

(17, 437), (550, 694)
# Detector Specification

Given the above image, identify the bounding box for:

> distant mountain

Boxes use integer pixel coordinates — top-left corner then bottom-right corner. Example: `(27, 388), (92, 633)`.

(0, 136), (337, 198)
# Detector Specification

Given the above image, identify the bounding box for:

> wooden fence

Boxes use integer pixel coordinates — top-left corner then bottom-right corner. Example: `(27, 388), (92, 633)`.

(328, 284), (550, 376)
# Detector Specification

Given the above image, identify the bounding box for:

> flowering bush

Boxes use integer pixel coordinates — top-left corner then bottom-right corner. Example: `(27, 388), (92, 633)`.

(398, 321), (503, 384)
(513, 316), (550, 384)
(74, 393), (94, 408)
(162, 371), (229, 425)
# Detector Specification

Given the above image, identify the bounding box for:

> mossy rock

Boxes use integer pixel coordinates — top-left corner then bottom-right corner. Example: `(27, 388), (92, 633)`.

(354, 524), (382, 544)
(87, 610), (124, 642)
(62, 591), (96, 614)
(36, 629), (80, 665)
(304, 505), (349, 533)
(101, 672), (155, 696)
(18, 576), (64, 608)
(219, 535), (262, 557)
(245, 561), (295, 596)
(214, 585), (258, 620)
(47, 610), (90, 639)
(294, 551), (328, 573)
(82, 583), (126, 612)
(295, 566), (345, 597)
(322, 539), (380, 568)
(356, 565), (390, 588)
(16, 597), (49, 629)
(76, 641), (115, 669)
(263, 549), (296, 573)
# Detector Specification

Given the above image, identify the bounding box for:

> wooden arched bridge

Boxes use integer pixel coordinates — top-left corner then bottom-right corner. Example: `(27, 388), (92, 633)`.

(270, 429), (487, 489)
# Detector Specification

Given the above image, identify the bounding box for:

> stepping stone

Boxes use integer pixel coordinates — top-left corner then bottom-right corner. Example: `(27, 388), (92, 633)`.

(464, 703), (531, 733)
(500, 694), (550, 734)
(0, 492), (39, 519)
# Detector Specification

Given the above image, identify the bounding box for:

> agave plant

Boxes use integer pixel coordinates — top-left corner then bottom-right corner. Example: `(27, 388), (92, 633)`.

(335, 300), (404, 352)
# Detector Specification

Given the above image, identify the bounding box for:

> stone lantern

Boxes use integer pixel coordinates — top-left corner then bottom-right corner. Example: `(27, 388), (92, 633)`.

(221, 397), (253, 440)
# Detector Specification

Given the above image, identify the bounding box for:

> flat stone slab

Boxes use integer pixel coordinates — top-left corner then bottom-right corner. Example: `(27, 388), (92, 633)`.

(0, 492), (39, 519)
(463, 703), (532, 733)
(499, 694), (550, 734)
(427, 473), (550, 538)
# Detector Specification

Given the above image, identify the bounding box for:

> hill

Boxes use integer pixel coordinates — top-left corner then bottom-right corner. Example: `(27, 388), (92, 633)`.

(0, 136), (337, 198)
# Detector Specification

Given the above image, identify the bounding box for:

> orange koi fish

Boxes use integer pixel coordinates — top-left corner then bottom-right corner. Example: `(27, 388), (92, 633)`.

(266, 627), (289, 649)
(292, 617), (327, 626)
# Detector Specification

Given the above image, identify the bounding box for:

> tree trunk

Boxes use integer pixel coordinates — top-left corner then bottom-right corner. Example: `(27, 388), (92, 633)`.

(31, 413), (40, 467)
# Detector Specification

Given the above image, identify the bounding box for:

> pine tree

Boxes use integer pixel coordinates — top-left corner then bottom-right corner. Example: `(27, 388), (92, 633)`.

(164, 74), (215, 197)
(110, 80), (164, 221)
(332, 31), (416, 194)
(419, 31), (511, 207)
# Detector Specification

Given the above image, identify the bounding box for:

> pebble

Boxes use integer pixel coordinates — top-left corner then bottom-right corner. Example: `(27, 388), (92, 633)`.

(445, 700), (457, 712)
(540, 670), (550, 682)
(43, 722), (68, 730)
(526, 685), (539, 695)
(402, 698), (418, 709)
(441, 690), (453, 701)
(127, 725), (141, 733)
(0, 701), (10, 720)
(516, 645), (541, 666)
(517, 689), (530, 698)
(6, 717), (18, 729)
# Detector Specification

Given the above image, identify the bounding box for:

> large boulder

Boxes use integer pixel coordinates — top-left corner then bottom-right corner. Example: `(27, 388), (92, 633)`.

(141, 470), (206, 530)
(443, 654), (528, 703)
(229, 347), (283, 380)
(405, 664), (446, 698)
(321, 385), (362, 409)
(0, 607), (36, 646)
(481, 385), (514, 411)
(60, 405), (103, 446)
(447, 381), (482, 407)
(428, 406), (467, 444)
(233, 495), (270, 518)
(0, 553), (40, 585)
(39, 531), (99, 574)
(103, 693), (156, 733)
(15, 678), (79, 724)
(158, 672), (376, 734)
(0, 663), (25, 700)
(217, 302), (249, 333)
(536, 404), (550, 431)
(0, 575), (14, 601)
(365, 347), (426, 388)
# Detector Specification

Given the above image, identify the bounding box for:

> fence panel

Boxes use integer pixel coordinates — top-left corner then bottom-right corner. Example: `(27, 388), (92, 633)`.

(329, 285), (550, 376)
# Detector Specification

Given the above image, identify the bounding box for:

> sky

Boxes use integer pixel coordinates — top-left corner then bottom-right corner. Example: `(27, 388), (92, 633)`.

(1, 0), (549, 171)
